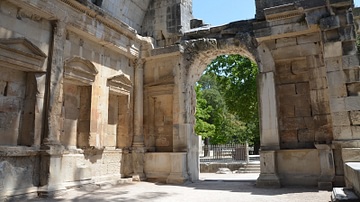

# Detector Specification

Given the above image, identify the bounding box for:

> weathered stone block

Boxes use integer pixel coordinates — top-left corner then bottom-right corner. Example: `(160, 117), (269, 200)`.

(324, 29), (341, 42)
(297, 33), (321, 45)
(344, 69), (360, 83)
(347, 83), (360, 96)
(333, 126), (352, 140)
(313, 114), (332, 128)
(280, 117), (306, 130)
(291, 59), (308, 74)
(330, 98), (346, 112)
(278, 73), (309, 84)
(351, 126), (360, 138)
(319, 15), (340, 31)
(345, 97), (360, 111)
(311, 101), (331, 115)
(344, 162), (360, 196)
(296, 82), (309, 95)
(342, 148), (360, 162)
(304, 117), (315, 129)
(298, 129), (315, 142)
(329, 0), (353, 7)
(314, 125), (333, 142)
(350, 111), (360, 125)
(272, 43), (321, 60)
(277, 84), (295, 95)
(307, 55), (324, 69)
(279, 104), (295, 117)
(281, 130), (298, 142)
(275, 61), (291, 75)
(332, 112), (351, 126)
(295, 104), (312, 117)
(309, 66), (327, 79)
(327, 71), (347, 98)
(325, 57), (342, 72)
(339, 26), (356, 41)
(342, 41), (357, 56)
(342, 54), (360, 70)
(309, 77), (328, 90)
(275, 37), (297, 48)
(310, 89), (329, 103)
(324, 42), (342, 58)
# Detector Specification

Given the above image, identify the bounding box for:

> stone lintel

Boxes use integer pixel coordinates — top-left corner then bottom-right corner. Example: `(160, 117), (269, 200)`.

(147, 45), (183, 60)
(264, 3), (304, 22)
(0, 146), (39, 157)
(255, 23), (316, 43)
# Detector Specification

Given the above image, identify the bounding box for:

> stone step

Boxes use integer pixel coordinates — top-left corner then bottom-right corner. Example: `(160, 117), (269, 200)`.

(235, 164), (260, 173)
(331, 188), (359, 202)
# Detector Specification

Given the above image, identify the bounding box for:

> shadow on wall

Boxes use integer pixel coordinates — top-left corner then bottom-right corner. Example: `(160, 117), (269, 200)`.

(0, 156), (40, 200)
(83, 148), (104, 163)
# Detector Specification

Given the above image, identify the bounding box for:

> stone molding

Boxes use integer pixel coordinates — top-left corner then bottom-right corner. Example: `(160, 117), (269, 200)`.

(64, 56), (98, 85)
(0, 37), (47, 72)
(264, 3), (304, 22)
(107, 74), (132, 95)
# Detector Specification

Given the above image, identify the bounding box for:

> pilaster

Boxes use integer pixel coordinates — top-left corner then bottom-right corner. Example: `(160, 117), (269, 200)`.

(315, 144), (335, 190)
(132, 59), (146, 180)
(256, 150), (281, 188)
(39, 20), (66, 196)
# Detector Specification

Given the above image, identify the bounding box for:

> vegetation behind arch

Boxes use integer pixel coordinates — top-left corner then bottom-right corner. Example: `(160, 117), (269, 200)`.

(195, 55), (259, 151)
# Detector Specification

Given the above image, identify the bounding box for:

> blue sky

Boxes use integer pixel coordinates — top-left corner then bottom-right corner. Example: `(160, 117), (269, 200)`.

(193, 0), (360, 26)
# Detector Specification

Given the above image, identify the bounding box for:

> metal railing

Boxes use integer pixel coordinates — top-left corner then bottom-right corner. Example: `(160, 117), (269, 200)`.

(200, 143), (249, 163)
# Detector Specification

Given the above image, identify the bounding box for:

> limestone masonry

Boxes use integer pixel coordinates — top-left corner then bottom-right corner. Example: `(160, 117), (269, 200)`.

(1, 0), (360, 199)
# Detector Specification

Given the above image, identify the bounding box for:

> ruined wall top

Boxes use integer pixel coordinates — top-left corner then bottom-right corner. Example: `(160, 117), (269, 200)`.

(255, 0), (353, 20)
(77, 0), (193, 48)
(76, 0), (151, 33)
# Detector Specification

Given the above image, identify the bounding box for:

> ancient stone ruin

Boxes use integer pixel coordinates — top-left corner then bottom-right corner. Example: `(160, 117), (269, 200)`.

(1, 0), (360, 199)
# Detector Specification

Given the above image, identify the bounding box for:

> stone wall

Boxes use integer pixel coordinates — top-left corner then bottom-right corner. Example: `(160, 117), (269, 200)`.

(1, 0), (360, 198)
(0, 0), (142, 198)
(142, 0), (193, 47)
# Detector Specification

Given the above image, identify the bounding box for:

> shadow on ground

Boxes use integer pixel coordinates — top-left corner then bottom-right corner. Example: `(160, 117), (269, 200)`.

(180, 180), (323, 196)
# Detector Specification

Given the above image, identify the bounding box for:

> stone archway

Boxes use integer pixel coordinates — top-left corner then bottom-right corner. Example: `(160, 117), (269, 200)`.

(179, 30), (281, 185)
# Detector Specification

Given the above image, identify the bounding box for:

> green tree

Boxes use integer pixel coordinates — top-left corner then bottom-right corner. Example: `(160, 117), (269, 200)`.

(207, 55), (259, 149)
(194, 84), (215, 140)
(195, 55), (259, 150)
(195, 72), (247, 145)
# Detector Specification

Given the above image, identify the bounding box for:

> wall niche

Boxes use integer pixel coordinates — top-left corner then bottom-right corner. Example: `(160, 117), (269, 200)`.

(61, 56), (98, 149)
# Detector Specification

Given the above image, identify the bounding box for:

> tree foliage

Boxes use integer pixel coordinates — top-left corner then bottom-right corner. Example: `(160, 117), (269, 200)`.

(195, 55), (259, 147)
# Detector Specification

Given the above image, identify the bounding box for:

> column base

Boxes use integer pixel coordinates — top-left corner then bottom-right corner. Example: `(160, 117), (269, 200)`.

(132, 173), (147, 181)
(166, 173), (188, 184)
(256, 173), (281, 188)
(318, 181), (333, 191)
(37, 184), (66, 198)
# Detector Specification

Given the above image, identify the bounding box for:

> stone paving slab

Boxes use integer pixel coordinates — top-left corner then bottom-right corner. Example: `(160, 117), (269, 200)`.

(26, 173), (332, 202)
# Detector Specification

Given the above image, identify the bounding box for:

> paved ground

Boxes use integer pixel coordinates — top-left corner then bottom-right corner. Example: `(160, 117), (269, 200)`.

(27, 173), (332, 202)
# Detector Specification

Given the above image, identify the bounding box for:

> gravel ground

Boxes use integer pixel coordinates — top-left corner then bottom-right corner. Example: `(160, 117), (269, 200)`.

(27, 173), (332, 202)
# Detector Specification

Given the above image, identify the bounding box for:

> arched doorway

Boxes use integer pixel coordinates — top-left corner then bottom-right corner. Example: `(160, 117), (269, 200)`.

(180, 36), (280, 185)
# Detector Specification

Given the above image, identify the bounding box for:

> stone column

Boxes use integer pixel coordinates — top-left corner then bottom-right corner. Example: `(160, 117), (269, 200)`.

(33, 73), (47, 147)
(256, 150), (281, 187)
(315, 144), (335, 190)
(132, 59), (146, 180)
(39, 21), (66, 196)
(256, 71), (281, 187)
(45, 21), (66, 145)
(259, 72), (280, 150)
